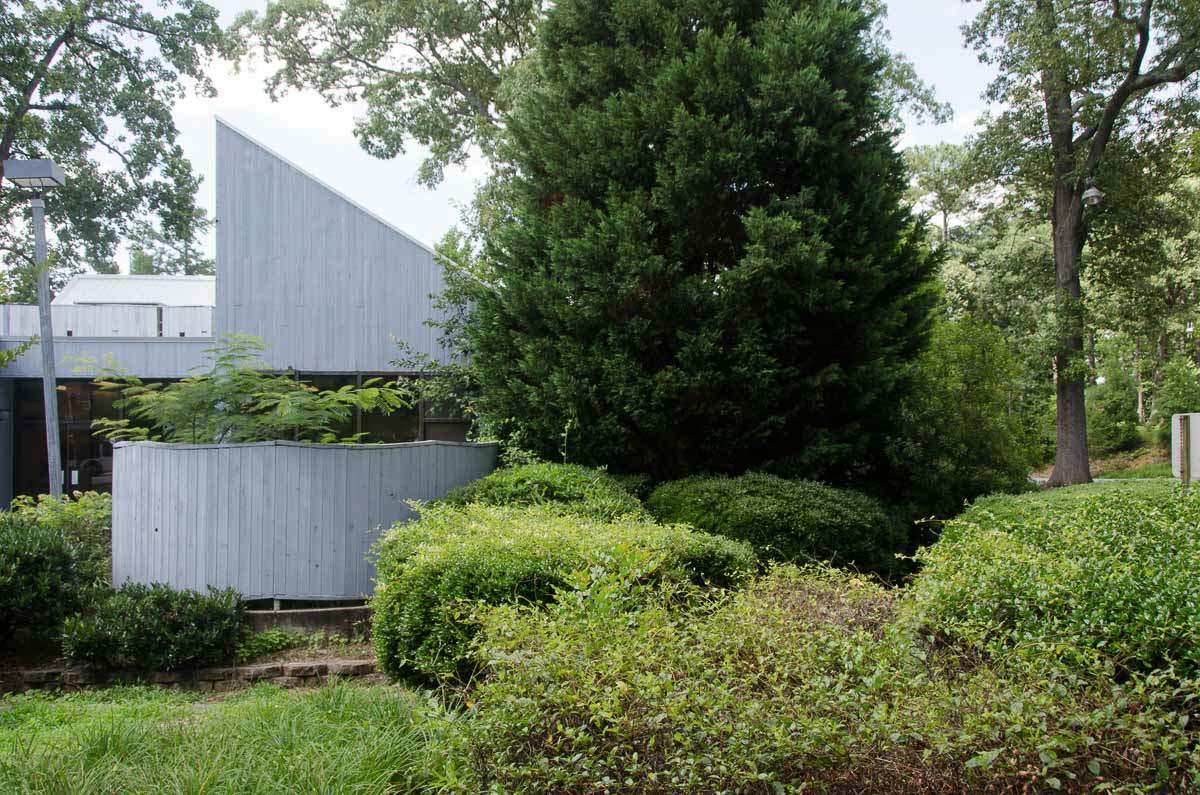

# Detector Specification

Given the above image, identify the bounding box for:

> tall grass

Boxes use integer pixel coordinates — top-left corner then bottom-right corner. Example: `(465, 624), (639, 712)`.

(0, 682), (454, 794)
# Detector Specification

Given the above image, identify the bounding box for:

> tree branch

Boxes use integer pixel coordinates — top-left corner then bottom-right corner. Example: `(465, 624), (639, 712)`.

(0, 22), (77, 173)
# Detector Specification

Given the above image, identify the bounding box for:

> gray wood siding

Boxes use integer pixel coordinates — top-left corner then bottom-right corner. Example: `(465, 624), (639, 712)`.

(214, 119), (450, 372)
(111, 440), (497, 599)
(0, 338), (210, 378)
(0, 304), (212, 338)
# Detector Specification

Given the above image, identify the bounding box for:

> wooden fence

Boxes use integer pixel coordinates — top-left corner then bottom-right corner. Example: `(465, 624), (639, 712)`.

(112, 440), (497, 600)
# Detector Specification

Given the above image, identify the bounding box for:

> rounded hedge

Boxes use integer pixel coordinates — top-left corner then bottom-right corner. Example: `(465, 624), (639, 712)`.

(0, 514), (86, 640)
(434, 463), (643, 520)
(371, 503), (754, 680)
(646, 472), (902, 572)
(909, 484), (1200, 677)
(63, 583), (245, 671)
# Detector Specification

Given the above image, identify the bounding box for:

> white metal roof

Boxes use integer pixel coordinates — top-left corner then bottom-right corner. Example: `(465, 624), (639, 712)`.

(53, 274), (215, 307)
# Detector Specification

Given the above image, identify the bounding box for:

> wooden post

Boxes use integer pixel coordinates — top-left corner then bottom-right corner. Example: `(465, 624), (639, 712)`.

(1181, 414), (1192, 496)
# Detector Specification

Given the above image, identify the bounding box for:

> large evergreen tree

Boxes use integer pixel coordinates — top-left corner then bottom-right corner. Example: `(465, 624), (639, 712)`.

(461, 0), (937, 481)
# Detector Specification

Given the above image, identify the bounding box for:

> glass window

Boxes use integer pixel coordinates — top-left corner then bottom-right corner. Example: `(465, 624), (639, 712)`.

(361, 374), (419, 443)
(299, 374), (359, 441)
(14, 379), (121, 497)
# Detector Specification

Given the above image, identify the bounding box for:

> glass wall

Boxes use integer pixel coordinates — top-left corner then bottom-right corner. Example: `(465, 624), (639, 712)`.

(299, 373), (422, 443)
(9, 372), (467, 498)
(14, 379), (120, 497)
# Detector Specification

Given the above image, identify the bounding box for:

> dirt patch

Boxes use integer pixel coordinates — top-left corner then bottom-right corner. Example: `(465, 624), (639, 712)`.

(240, 643), (375, 666)
(1091, 446), (1169, 476)
(1031, 445), (1168, 479)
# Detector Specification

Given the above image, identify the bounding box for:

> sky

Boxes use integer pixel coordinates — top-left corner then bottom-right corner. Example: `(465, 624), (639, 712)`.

(163, 0), (999, 267)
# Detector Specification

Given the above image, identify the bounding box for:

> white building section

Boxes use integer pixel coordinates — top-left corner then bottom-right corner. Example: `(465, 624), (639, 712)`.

(53, 274), (215, 307)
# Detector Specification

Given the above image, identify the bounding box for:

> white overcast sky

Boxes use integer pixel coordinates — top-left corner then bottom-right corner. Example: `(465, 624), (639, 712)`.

(163, 0), (995, 267)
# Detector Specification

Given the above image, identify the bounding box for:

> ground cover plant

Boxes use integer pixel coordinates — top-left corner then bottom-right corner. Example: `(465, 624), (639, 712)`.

(435, 462), (643, 520)
(63, 584), (245, 671)
(234, 628), (373, 663)
(0, 682), (452, 794)
(647, 472), (903, 573)
(371, 502), (753, 679)
(465, 564), (1199, 792)
(1100, 460), (1173, 479)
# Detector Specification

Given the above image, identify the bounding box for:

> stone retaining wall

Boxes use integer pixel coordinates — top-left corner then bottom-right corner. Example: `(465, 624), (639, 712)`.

(0, 659), (377, 695)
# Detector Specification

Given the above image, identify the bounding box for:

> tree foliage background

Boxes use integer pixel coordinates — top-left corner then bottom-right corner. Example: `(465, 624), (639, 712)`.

(0, 0), (230, 298)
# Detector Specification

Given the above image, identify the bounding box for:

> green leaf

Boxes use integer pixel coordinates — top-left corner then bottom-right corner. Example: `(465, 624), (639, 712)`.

(966, 748), (1002, 769)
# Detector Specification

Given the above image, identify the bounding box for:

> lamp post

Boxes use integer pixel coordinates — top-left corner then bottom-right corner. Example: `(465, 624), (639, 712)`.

(2, 159), (66, 496)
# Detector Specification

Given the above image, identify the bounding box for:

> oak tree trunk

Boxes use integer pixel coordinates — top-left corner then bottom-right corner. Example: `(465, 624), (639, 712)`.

(1047, 184), (1092, 486)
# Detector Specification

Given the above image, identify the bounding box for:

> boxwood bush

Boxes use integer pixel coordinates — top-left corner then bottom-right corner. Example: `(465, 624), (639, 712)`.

(909, 483), (1200, 676)
(647, 472), (903, 572)
(465, 565), (1198, 792)
(63, 583), (245, 671)
(0, 515), (86, 640)
(434, 463), (643, 520)
(371, 503), (753, 680)
(10, 491), (112, 589)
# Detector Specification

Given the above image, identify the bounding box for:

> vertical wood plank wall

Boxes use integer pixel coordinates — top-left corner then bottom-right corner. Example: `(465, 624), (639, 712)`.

(0, 304), (213, 338)
(0, 337), (212, 378)
(214, 119), (451, 372)
(112, 440), (497, 599)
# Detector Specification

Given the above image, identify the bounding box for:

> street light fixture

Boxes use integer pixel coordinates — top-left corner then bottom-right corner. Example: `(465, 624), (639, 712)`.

(4, 159), (66, 190)
(3, 158), (66, 497)
(1082, 184), (1105, 207)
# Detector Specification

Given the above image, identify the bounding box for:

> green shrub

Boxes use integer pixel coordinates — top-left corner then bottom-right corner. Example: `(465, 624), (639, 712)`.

(371, 503), (753, 679)
(0, 515), (86, 640)
(10, 490), (112, 588)
(607, 472), (653, 501)
(646, 472), (902, 572)
(435, 462), (644, 520)
(63, 583), (245, 671)
(465, 565), (1199, 792)
(1086, 376), (1142, 456)
(964, 478), (1175, 521)
(910, 484), (1200, 676)
(1152, 355), (1200, 445)
(886, 316), (1040, 520)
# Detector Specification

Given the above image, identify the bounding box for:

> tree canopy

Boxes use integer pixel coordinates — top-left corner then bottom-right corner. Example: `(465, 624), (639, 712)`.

(965, 0), (1200, 484)
(0, 0), (230, 297)
(237, 0), (949, 187)
(451, 0), (936, 482)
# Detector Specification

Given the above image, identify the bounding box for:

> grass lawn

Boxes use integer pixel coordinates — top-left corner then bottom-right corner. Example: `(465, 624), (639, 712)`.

(1098, 460), (1174, 479)
(0, 682), (455, 794)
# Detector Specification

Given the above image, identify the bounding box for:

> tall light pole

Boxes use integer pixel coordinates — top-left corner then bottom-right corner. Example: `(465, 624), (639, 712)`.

(3, 159), (66, 496)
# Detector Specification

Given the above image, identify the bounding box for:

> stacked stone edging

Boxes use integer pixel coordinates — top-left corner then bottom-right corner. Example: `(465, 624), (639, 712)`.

(0, 659), (377, 695)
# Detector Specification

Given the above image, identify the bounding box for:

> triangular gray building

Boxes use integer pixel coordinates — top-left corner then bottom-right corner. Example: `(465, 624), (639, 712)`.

(0, 119), (462, 503)
(215, 118), (449, 372)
